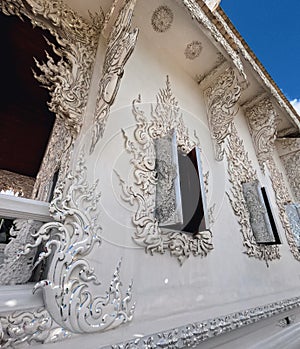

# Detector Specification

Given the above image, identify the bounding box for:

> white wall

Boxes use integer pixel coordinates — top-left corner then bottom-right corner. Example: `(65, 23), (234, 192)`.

(54, 1), (300, 347)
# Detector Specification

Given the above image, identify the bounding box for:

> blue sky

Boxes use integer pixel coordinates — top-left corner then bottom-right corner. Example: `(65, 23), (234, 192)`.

(221, 0), (300, 113)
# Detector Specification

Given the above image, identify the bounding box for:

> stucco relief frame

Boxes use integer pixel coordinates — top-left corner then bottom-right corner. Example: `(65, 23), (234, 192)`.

(244, 97), (300, 261)
(1, 0), (104, 201)
(226, 126), (281, 265)
(198, 64), (278, 264)
(276, 138), (300, 203)
(118, 77), (213, 265)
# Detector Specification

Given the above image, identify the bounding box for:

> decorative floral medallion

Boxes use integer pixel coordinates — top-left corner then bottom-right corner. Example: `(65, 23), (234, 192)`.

(151, 6), (174, 33)
(117, 77), (213, 265)
(184, 41), (202, 60)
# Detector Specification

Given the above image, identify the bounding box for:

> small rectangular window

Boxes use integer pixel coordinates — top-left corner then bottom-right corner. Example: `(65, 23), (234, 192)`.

(242, 181), (280, 245)
(155, 130), (209, 235)
(286, 203), (300, 250)
(260, 187), (281, 244)
(177, 148), (209, 234)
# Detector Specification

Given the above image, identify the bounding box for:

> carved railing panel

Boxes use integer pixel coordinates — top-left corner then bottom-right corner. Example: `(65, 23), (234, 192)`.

(0, 219), (42, 285)
(102, 296), (300, 349)
(23, 153), (135, 334)
(0, 307), (71, 347)
(0, 194), (51, 285)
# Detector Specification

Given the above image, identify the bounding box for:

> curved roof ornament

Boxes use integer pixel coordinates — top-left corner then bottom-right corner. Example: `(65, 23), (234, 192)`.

(204, 0), (221, 12)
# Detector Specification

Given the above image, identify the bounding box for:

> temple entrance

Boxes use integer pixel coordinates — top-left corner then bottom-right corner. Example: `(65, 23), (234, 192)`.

(0, 12), (57, 199)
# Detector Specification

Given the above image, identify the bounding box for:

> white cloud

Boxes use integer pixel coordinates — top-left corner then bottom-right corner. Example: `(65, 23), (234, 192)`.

(290, 99), (300, 115)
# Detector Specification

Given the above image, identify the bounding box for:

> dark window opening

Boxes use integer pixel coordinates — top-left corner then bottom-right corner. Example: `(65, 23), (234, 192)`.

(49, 170), (60, 202)
(0, 12), (59, 198)
(177, 148), (208, 234)
(260, 187), (281, 245)
(154, 130), (209, 236)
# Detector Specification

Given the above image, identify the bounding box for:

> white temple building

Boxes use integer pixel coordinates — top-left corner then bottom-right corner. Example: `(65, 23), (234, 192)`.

(0, 0), (300, 348)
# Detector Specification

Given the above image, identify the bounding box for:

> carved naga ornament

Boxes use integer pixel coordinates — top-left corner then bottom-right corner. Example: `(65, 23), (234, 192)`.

(2, 0), (104, 136)
(244, 97), (278, 172)
(203, 67), (241, 161)
(118, 77), (213, 265)
(90, 0), (139, 154)
(0, 0), (104, 201)
(23, 154), (135, 334)
(29, 0), (104, 136)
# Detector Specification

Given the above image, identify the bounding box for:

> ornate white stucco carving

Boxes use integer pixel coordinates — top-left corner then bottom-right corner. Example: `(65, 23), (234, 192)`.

(181, 0), (245, 79)
(0, 307), (71, 347)
(203, 66), (242, 161)
(244, 97), (278, 172)
(244, 98), (300, 260)
(1, 0), (104, 202)
(280, 152), (300, 202)
(276, 138), (300, 156)
(23, 153), (135, 334)
(226, 126), (280, 265)
(0, 219), (42, 285)
(90, 0), (139, 154)
(214, 11), (300, 129)
(276, 138), (300, 202)
(204, 0), (221, 12)
(3, 0), (103, 135)
(278, 315), (296, 328)
(266, 157), (300, 261)
(0, 170), (34, 198)
(32, 119), (69, 201)
(286, 204), (300, 248)
(118, 77), (213, 265)
(106, 296), (300, 349)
